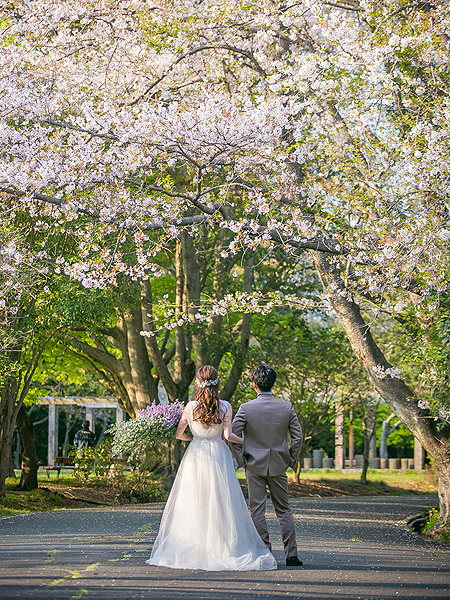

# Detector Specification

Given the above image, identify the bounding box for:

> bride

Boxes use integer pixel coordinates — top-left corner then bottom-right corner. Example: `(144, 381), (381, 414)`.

(146, 365), (277, 571)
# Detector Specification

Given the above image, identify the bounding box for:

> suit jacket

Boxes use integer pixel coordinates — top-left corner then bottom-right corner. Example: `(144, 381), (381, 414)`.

(231, 392), (303, 476)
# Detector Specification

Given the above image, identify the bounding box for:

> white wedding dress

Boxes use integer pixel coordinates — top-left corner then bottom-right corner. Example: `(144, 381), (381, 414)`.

(146, 400), (277, 571)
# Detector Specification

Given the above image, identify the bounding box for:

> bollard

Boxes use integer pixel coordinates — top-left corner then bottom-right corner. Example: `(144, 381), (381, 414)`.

(312, 449), (324, 469)
(388, 458), (400, 470)
(354, 454), (364, 468)
(303, 457), (312, 469)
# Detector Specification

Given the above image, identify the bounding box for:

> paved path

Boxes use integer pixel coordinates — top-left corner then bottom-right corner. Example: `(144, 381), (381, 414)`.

(1, 495), (449, 600)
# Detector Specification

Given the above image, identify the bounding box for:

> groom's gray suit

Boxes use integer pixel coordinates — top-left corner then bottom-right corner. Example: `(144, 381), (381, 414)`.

(232, 392), (303, 558)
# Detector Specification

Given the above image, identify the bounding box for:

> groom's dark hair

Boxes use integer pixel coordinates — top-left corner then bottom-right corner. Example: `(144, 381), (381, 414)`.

(251, 365), (276, 392)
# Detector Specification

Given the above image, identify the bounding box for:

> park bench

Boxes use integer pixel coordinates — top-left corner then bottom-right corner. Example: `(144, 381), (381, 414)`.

(44, 456), (75, 479)
(43, 456), (138, 479)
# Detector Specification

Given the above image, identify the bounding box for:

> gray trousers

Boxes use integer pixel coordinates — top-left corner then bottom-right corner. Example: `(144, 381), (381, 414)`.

(245, 470), (298, 558)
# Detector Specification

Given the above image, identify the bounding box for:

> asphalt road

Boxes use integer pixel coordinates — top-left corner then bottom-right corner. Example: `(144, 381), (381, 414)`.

(1, 494), (449, 600)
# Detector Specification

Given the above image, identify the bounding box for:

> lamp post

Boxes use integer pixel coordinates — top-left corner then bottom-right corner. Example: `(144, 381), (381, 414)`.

(348, 407), (354, 469)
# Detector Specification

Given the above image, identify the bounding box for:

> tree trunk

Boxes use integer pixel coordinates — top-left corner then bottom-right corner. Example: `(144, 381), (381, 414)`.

(360, 401), (378, 486)
(140, 280), (195, 402)
(16, 404), (39, 491)
(8, 445), (16, 477)
(221, 254), (254, 401)
(67, 312), (159, 417)
(0, 330), (51, 495)
(181, 231), (210, 367)
(124, 307), (159, 410)
(0, 378), (21, 497)
(291, 454), (302, 484)
(369, 432), (377, 459)
(173, 239), (189, 399)
(435, 459), (450, 527)
(313, 251), (450, 526)
(0, 426), (15, 497)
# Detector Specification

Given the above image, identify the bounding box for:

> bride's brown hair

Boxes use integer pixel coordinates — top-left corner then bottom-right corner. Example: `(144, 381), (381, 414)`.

(193, 365), (222, 426)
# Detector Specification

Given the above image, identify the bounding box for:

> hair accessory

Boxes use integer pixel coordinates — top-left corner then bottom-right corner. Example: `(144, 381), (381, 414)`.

(195, 377), (219, 388)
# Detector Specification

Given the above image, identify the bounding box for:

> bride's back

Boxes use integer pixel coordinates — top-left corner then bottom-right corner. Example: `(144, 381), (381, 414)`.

(186, 400), (227, 439)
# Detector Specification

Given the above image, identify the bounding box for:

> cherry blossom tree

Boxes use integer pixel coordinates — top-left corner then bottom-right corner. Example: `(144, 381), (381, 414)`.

(0, 212), (57, 495)
(1, 0), (450, 525)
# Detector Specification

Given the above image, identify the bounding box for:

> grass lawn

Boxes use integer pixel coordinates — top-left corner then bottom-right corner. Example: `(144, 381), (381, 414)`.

(296, 468), (438, 496)
(237, 468), (438, 497)
(298, 468), (433, 483)
(0, 478), (94, 518)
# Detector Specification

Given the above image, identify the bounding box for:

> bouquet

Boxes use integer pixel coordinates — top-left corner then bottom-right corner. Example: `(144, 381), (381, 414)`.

(109, 400), (184, 462)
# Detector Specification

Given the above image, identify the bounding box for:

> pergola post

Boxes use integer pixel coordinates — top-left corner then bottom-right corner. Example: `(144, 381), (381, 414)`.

(334, 405), (345, 470)
(414, 437), (425, 471)
(39, 396), (122, 463)
(85, 406), (94, 431)
(348, 407), (354, 468)
(116, 408), (126, 424)
(48, 404), (58, 466)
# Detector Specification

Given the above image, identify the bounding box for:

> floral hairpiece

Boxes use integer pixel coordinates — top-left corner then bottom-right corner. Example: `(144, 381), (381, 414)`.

(195, 377), (220, 388)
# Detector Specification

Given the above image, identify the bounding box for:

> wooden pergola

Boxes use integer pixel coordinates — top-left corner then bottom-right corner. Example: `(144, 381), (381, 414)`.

(37, 396), (126, 466)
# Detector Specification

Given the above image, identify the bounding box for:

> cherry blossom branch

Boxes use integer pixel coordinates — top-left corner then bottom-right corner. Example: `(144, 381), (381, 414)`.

(0, 187), (211, 230)
(129, 43), (266, 106)
(1, 185), (344, 254)
(324, 1), (362, 11)
(43, 120), (117, 140)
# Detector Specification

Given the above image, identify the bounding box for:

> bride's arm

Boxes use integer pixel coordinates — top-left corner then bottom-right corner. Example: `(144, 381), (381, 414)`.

(223, 404), (243, 444)
(175, 407), (193, 441)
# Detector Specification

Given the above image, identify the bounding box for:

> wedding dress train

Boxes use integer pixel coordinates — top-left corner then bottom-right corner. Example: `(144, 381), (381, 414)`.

(146, 400), (277, 571)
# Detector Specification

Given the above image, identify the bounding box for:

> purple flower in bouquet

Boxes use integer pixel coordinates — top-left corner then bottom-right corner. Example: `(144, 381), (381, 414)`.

(138, 401), (184, 432)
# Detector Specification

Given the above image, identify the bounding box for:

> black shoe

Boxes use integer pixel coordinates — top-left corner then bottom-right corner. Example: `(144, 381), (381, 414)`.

(286, 556), (303, 566)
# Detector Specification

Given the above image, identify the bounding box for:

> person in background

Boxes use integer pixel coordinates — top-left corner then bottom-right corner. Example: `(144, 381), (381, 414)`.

(73, 420), (96, 449)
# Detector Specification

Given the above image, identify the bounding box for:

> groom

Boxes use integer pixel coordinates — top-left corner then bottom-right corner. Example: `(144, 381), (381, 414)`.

(232, 365), (303, 566)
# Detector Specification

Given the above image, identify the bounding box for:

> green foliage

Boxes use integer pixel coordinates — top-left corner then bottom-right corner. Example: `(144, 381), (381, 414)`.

(421, 507), (450, 542)
(27, 357), (108, 405)
(52, 279), (116, 327)
(69, 441), (122, 479)
(119, 470), (167, 503)
(343, 404), (413, 458)
(422, 507), (440, 534)
(68, 441), (166, 502)
(400, 308), (450, 423)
